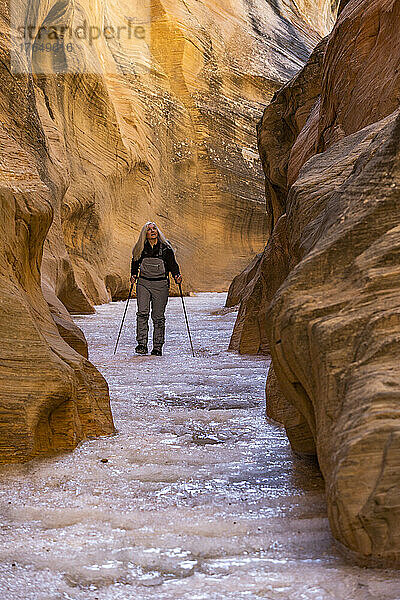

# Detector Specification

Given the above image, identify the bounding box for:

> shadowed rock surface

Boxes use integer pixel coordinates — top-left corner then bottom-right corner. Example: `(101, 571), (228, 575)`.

(269, 109), (400, 565)
(1, 0), (336, 461)
(226, 37), (327, 352)
(230, 0), (400, 565)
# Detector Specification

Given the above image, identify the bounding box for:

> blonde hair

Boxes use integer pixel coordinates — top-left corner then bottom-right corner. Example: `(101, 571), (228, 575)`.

(132, 221), (173, 261)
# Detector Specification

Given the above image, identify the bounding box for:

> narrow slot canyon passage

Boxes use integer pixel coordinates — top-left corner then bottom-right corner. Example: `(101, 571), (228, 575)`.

(1, 293), (399, 599)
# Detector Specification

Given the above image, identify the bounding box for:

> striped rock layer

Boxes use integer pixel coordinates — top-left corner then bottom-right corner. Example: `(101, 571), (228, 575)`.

(229, 0), (400, 565)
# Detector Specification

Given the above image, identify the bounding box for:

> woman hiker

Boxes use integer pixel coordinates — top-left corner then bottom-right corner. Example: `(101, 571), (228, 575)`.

(130, 222), (182, 356)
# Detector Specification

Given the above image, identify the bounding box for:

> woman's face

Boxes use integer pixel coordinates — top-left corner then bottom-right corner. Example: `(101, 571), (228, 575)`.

(146, 224), (158, 241)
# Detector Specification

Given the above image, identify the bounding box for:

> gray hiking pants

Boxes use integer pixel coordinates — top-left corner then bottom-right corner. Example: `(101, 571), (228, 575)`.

(136, 278), (169, 348)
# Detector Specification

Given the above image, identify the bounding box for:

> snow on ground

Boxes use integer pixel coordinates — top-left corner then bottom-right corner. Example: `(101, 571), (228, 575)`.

(0, 293), (399, 599)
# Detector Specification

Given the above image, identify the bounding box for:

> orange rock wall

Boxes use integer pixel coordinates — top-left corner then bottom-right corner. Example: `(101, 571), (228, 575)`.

(0, 49), (115, 461)
(230, 0), (400, 564)
(1, 0), (335, 461)
(27, 0), (336, 307)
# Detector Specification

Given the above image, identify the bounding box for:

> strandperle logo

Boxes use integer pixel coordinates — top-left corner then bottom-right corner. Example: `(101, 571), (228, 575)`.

(16, 20), (146, 47)
(10, 0), (151, 74)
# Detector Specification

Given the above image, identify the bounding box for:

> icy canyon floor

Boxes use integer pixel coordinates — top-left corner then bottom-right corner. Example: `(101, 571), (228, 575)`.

(1, 292), (400, 599)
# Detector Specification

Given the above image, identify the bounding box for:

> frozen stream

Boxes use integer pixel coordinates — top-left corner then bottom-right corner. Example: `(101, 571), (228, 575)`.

(1, 292), (400, 599)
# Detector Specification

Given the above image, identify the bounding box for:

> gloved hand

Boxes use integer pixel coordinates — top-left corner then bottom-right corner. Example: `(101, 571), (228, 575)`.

(174, 274), (182, 284)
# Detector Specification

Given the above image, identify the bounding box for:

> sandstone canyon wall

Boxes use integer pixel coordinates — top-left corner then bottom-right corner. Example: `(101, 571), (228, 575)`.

(0, 53), (115, 461)
(229, 0), (400, 565)
(1, 0), (335, 461)
(13, 0), (337, 308)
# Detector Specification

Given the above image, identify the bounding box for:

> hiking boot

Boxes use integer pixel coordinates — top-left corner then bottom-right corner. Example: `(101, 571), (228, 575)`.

(135, 344), (148, 355)
(151, 347), (162, 356)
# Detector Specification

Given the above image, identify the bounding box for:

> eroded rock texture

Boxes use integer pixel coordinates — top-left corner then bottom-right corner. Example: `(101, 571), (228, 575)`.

(14, 0), (337, 307)
(0, 1), (118, 462)
(227, 36), (328, 353)
(230, 0), (400, 565)
(1, 0), (336, 461)
(0, 82), (115, 461)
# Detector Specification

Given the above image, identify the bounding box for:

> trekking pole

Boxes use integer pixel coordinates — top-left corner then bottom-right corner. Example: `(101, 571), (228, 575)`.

(114, 280), (134, 355)
(178, 282), (195, 357)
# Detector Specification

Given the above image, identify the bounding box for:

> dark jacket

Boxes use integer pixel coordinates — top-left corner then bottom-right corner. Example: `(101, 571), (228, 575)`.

(131, 240), (180, 279)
